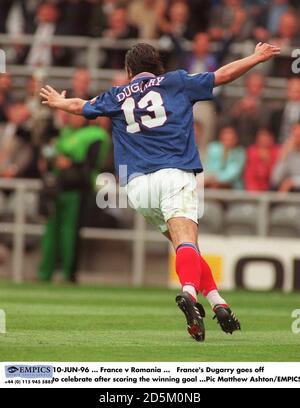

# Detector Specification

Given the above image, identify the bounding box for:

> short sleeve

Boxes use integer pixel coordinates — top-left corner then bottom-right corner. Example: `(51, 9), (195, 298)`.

(179, 70), (215, 104)
(82, 90), (117, 119)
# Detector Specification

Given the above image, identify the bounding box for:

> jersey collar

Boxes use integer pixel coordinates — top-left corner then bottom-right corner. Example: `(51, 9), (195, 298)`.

(131, 72), (156, 82)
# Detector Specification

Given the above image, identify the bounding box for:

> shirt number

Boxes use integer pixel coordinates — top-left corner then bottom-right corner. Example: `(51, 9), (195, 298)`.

(121, 90), (167, 134)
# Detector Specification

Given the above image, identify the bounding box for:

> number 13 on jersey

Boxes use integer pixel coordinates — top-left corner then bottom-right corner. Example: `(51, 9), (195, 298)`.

(121, 90), (167, 134)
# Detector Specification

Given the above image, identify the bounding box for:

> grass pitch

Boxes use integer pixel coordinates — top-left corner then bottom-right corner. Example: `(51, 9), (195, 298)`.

(0, 281), (299, 362)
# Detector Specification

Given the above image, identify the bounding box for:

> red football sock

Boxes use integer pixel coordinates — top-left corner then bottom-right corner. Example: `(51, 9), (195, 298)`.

(198, 255), (218, 297)
(176, 243), (202, 294)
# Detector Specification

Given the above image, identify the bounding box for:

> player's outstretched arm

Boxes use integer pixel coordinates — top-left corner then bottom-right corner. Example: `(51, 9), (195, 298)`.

(40, 85), (87, 115)
(214, 42), (280, 87)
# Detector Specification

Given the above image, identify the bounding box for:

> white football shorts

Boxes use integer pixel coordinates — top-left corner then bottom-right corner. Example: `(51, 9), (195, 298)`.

(126, 168), (199, 233)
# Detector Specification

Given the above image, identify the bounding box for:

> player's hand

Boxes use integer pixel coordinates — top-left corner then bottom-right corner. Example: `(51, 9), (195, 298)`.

(40, 85), (66, 108)
(254, 42), (281, 62)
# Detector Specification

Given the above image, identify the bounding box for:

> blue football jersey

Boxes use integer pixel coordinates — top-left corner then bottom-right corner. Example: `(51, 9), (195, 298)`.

(83, 70), (215, 185)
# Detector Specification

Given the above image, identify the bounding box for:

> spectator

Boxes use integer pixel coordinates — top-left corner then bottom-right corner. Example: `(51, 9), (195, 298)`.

(102, 0), (120, 17)
(188, 0), (212, 34)
(71, 68), (92, 100)
(227, 72), (267, 146)
(253, 0), (290, 42)
(184, 32), (218, 152)
(0, 101), (34, 178)
(53, 69), (93, 131)
(273, 10), (299, 46)
(70, 68), (112, 133)
(158, 1), (193, 69)
(271, 123), (300, 192)
(26, 2), (72, 67)
(159, 0), (193, 40)
(93, 0), (121, 36)
(205, 127), (246, 190)
(38, 114), (110, 282)
(0, 1), (44, 35)
(270, 11), (300, 77)
(20, 0), (45, 34)
(128, 0), (164, 39)
(59, 0), (97, 37)
(102, 6), (139, 40)
(102, 6), (138, 68)
(25, 75), (42, 114)
(268, 77), (300, 143)
(24, 75), (58, 150)
(244, 128), (279, 191)
(290, 0), (300, 7)
(0, 0), (14, 33)
(3, 1), (45, 63)
(0, 73), (14, 123)
(209, 0), (253, 41)
(184, 32), (217, 73)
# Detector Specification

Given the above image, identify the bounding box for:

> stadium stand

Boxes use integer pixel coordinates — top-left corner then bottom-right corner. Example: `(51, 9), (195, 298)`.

(269, 204), (300, 237)
(0, 0), (300, 284)
(199, 200), (224, 234)
(224, 202), (258, 236)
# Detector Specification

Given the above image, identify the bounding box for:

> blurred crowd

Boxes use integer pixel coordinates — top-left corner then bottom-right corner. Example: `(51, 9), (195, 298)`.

(1, 1), (300, 194)
(1, 0), (300, 279)
(0, 0), (300, 73)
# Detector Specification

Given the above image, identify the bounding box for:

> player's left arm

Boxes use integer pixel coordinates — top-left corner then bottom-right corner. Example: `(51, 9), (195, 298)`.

(40, 85), (87, 115)
(214, 42), (280, 87)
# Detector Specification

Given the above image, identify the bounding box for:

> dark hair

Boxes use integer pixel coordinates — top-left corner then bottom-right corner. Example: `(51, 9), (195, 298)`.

(125, 43), (164, 77)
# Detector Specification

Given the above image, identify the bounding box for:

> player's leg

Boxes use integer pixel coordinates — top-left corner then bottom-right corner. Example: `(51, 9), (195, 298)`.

(59, 191), (81, 281)
(161, 170), (203, 301)
(158, 170), (206, 341)
(164, 222), (228, 308)
(127, 171), (205, 341)
(38, 206), (59, 281)
(167, 216), (198, 249)
(164, 221), (225, 304)
(198, 254), (227, 308)
(167, 216), (200, 299)
(167, 216), (205, 341)
(197, 251), (241, 334)
(167, 217), (241, 334)
(161, 169), (240, 335)
(127, 169), (240, 338)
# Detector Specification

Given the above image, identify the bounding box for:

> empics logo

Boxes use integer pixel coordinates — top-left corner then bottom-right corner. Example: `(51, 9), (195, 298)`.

(5, 365), (54, 378)
(7, 366), (19, 374)
(0, 49), (6, 73)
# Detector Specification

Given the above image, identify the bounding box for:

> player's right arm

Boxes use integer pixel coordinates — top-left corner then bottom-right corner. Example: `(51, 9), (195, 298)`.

(40, 86), (115, 119)
(40, 86), (87, 115)
(214, 42), (280, 87)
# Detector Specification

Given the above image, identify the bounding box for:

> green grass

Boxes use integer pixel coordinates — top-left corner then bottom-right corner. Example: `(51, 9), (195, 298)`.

(0, 281), (299, 362)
